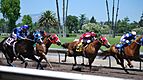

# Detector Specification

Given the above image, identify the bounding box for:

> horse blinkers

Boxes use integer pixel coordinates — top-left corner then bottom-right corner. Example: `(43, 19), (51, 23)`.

(100, 36), (110, 48)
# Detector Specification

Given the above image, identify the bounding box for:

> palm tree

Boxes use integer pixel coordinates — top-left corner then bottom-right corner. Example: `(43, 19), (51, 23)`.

(56, 0), (61, 36)
(38, 10), (58, 32)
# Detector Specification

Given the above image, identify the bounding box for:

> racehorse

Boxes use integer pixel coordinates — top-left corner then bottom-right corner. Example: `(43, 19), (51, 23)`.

(99, 35), (143, 74)
(0, 33), (44, 69)
(61, 36), (110, 71)
(0, 37), (15, 66)
(35, 33), (61, 69)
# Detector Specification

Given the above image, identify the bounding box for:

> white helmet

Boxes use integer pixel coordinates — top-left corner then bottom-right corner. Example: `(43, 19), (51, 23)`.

(131, 31), (136, 35)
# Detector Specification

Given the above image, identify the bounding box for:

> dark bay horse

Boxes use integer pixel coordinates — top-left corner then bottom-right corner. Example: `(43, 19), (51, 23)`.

(61, 36), (110, 71)
(99, 35), (143, 74)
(0, 37), (44, 69)
(35, 33), (61, 69)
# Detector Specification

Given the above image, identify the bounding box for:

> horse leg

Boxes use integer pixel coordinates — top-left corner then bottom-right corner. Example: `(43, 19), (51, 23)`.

(114, 55), (121, 65)
(125, 58), (133, 68)
(88, 58), (95, 71)
(73, 55), (77, 66)
(119, 58), (129, 74)
(62, 52), (67, 62)
(18, 55), (28, 68)
(81, 57), (84, 66)
(41, 53), (53, 69)
(3, 52), (14, 66)
(31, 55), (44, 70)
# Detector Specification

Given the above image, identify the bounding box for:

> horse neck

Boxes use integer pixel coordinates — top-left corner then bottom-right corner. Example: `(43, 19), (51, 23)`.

(128, 36), (142, 52)
(130, 41), (141, 51)
(91, 40), (102, 50)
(43, 38), (52, 49)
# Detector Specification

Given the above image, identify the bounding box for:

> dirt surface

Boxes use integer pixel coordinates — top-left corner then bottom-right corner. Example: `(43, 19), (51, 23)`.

(0, 58), (143, 80)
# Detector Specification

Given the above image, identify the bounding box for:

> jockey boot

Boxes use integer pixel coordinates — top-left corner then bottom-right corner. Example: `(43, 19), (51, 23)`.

(119, 47), (125, 56)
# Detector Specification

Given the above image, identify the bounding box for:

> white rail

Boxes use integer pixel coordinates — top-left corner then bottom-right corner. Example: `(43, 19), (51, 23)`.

(0, 66), (127, 80)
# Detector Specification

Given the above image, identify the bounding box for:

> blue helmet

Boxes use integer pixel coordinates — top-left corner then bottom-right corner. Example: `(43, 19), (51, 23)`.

(22, 25), (29, 29)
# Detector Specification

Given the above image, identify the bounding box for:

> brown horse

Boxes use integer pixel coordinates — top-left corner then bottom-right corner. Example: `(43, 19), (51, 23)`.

(35, 33), (61, 69)
(61, 36), (110, 71)
(0, 37), (44, 69)
(99, 35), (143, 74)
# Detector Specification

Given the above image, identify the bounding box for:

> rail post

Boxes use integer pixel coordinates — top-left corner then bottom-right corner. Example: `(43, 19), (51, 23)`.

(108, 56), (111, 67)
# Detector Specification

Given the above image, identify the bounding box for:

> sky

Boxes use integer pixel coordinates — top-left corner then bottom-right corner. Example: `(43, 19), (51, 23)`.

(1, 0), (143, 22)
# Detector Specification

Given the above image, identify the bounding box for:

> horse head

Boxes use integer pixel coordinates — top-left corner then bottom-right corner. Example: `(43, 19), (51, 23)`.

(133, 35), (143, 46)
(44, 33), (61, 46)
(99, 36), (110, 48)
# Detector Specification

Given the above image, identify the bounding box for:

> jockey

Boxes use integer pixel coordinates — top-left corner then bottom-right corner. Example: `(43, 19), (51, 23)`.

(5, 25), (29, 46)
(33, 30), (43, 44)
(40, 30), (48, 38)
(120, 31), (136, 47)
(79, 31), (97, 45)
(11, 25), (29, 41)
(116, 31), (137, 53)
(4, 25), (29, 58)
(76, 31), (97, 51)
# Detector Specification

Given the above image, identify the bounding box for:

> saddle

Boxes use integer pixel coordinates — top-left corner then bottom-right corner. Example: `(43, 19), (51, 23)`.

(76, 42), (89, 52)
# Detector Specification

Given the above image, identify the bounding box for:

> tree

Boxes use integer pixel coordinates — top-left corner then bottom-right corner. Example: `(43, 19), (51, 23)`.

(0, 0), (20, 32)
(79, 14), (87, 30)
(139, 12), (143, 27)
(22, 15), (33, 30)
(82, 23), (101, 34)
(90, 16), (96, 23)
(56, 0), (61, 36)
(66, 15), (78, 33)
(0, 18), (7, 32)
(117, 17), (130, 33)
(38, 10), (58, 32)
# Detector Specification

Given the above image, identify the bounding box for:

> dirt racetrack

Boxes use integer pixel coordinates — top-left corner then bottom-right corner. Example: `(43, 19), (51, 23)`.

(0, 58), (143, 80)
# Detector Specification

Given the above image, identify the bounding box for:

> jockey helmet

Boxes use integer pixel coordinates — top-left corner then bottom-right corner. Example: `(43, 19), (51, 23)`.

(22, 25), (29, 30)
(91, 32), (96, 37)
(131, 31), (136, 36)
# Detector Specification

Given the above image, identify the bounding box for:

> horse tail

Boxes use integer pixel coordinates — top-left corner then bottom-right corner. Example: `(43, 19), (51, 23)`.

(61, 43), (70, 48)
(0, 37), (7, 51)
(98, 50), (111, 59)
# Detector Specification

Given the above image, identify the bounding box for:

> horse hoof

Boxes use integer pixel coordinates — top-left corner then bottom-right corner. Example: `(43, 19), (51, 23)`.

(129, 65), (133, 68)
(72, 66), (82, 71)
(62, 60), (66, 62)
(81, 63), (84, 66)
(7, 64), (16, 67)
(127, 64), (133, 68)
(126, 71), (129, 74)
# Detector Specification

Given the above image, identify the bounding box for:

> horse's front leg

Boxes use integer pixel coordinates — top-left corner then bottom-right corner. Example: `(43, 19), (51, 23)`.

(31, 55), (44, 70)
(18, 55), (28, 68)
(73, 55), (77, 66)
(125, 58), (133, 68)
(119, 58), (129, 74)
(114, 54), (121, 65)
(62, 52), (68, 62)
(41, 53), (53, 69)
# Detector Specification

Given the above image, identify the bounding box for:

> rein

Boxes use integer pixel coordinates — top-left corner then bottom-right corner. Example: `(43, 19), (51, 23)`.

(97, 39), (103, 45)
(48, 38), (52, 43)
(133, 39), (143, 46)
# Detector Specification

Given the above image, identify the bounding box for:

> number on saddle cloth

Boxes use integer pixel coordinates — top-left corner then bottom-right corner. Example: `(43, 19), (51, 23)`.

(5, 37), (15, 46)
(76, 42), (83, 52)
